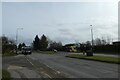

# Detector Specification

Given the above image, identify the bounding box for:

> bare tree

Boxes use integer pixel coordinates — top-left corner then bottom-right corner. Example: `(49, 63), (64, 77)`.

(106, 35), (112, 44)
(94, 38), (102, 45)
(101, 37), (107, 45)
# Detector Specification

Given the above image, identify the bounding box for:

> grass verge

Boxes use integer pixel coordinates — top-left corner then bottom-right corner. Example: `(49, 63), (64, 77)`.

(65, 54), (120, 64)
(2, 52), (17, 57)
(94, 52), (119, 55)
(2, 69), (11, 80)
(37, 51), (56, 54)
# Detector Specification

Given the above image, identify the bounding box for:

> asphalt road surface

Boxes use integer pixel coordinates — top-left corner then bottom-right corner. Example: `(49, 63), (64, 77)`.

(3, 52), (119, 79)
(29, 52), (119, 78)
(3, 55), (65, 79)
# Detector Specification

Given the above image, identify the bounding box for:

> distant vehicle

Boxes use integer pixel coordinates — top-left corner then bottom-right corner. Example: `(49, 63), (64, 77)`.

(53, 49), (57, 53)
(17, 50), (22, 54)
(21, 46), (32, 55)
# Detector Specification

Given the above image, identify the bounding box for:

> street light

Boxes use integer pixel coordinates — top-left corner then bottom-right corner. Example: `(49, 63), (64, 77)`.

(16, 28), (23, 52)
(90, 25), (94, 53)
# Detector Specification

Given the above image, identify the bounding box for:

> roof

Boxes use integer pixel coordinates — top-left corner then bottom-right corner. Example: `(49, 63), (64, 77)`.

(112, 41), (120, 45)
(64, 44), (76, 46)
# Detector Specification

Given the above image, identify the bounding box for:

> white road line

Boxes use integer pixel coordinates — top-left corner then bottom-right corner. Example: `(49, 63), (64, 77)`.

(44, 73), (52, 78)
(57, 71), (60, 74)
(45, 64), (61, 74)
(24, 56), (52, 78)
(25, 56), (34, 66)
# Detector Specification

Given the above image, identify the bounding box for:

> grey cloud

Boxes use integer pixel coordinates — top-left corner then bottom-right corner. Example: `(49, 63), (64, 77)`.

(58, 28), (72, 35)
(54, 36), (74, 44)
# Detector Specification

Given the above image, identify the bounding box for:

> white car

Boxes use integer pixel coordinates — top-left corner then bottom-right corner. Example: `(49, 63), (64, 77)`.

(53, 49), (57, 53)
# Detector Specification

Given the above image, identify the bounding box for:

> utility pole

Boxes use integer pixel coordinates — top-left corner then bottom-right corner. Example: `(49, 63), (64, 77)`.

(90, 25), (94, 53)
(16, 28), (23, 54)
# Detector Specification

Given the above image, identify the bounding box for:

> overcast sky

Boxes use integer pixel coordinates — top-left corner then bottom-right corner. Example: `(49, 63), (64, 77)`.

(2, 2), (118, 45)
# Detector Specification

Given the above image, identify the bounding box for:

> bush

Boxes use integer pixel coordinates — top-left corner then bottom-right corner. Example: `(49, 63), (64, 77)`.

(2, 69), (11, 80)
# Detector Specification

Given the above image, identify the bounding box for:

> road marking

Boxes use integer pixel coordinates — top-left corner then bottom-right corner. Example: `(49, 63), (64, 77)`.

(57, 71), (60, 74)
(44, 73), (52, 78)
(25, 56), (34, 66)
(8, 65), (23, 70)
(45, 64), (61, 74)
(24, 56), (52, 78)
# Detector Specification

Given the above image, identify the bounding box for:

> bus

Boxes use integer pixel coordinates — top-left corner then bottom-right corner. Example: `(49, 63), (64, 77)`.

(21, 46), (32, 55)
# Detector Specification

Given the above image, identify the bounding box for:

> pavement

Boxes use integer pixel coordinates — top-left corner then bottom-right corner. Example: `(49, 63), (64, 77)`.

(3, 55), (41, 78)
(2, 52), (119, 79)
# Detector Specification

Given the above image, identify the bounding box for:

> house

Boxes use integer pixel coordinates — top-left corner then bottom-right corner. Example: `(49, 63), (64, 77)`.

(112, 41), (120, 45)
(64, 44), (77, 52)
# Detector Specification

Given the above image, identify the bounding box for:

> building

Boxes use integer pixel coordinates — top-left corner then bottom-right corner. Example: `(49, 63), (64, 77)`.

(64, 44), (77, 52)
(112, 41), (120, 45)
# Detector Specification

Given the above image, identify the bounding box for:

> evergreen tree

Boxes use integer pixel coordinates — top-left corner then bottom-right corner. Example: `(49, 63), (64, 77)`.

(49, 41), (62, 51)
(18, 43), (22, 50)
(33, 35), (40, 50)
(39, 34), (48, 51)
(21, 43), (26, 47)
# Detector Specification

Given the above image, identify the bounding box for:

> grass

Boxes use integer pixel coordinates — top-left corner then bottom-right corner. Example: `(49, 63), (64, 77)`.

(0, 69), (2, 79)
(94, 52), (119, 55)
(37, 51), (56, 54)
(65, 54), (120, 64)
(2, 69), (11, 80)
(2, 51), (17, 57)
(2, 53), (16, 57)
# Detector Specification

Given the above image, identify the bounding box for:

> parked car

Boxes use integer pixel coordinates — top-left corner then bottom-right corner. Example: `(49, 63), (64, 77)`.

(21, 46), (32, 55)
(53, 49), (57, 53)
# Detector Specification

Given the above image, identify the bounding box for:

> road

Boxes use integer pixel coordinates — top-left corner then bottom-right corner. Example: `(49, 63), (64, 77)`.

(3, 55), (65, 79)
(3, 52), (119, 79)
(28, 52), (119, 78)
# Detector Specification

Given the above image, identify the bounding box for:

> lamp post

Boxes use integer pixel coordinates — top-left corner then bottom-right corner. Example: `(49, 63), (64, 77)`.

(90, 25), (94, 53)
(16, 28), (23, 53)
